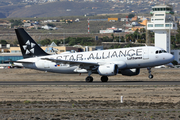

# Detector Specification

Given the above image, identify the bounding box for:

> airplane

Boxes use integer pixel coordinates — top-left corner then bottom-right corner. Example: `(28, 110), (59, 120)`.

(14, 28), (174, 82)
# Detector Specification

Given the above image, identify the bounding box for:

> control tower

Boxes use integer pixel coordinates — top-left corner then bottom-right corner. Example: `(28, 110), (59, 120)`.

(147, 5), (177, 53)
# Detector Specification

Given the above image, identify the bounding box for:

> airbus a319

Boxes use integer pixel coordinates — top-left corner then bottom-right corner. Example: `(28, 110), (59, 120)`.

(14, 28), (174, 82)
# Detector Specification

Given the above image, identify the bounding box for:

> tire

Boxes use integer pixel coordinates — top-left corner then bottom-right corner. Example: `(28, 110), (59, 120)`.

(86, 76), (93, 82)
(148, 74), (153, 79)
(101, 76), (108, 82)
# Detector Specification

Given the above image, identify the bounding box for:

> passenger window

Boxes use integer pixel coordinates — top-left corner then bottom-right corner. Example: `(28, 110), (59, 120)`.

(156, 51), (158, 54)
(159, 50), (162, 53)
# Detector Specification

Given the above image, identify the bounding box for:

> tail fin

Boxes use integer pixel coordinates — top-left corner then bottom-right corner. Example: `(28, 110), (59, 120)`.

(15, 28), (49, 58)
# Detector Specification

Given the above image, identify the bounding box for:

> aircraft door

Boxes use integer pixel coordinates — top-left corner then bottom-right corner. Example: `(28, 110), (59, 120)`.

(143, 48), (149, 60)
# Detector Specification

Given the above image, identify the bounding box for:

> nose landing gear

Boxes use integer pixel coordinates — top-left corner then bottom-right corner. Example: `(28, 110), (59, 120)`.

(147, 67), (153, 79)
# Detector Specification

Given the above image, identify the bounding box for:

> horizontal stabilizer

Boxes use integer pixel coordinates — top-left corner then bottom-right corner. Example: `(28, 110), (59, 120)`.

(14, 61), (34, 64)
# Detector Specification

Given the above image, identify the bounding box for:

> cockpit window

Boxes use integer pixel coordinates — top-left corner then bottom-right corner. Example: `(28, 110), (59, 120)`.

(155, 50), (167, 54)
(162, 50), (167, 53)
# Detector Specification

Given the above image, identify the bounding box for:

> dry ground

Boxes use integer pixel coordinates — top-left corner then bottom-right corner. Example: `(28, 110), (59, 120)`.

(0, 68), (180, 119)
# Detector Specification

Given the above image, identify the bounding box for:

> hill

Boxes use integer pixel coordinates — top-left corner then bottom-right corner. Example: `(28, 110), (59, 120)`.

(0, 2), (115, 18)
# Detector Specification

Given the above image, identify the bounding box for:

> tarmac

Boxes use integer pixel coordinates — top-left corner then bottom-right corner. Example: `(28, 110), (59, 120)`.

(1, 80), (180, 85)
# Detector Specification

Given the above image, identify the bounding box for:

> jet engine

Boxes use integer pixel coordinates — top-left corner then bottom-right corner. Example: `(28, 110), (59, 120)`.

(97, 64), (118, 76)
(120, 68), (140, 76)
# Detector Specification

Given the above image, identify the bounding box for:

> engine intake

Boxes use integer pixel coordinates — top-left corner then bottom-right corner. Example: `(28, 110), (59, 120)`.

(97, 64), (118, 76)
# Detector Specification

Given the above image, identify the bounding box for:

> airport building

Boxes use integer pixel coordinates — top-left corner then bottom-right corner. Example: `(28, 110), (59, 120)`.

(146, 4), (180, 64)
(171, 50), (180, 63)
(0, 53), (23, 64)
(147, 5), (177, 53)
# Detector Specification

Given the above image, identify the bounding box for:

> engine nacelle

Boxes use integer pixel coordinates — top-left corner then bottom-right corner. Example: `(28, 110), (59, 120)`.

(97, 64), (118, 76)
(120, 68), (140, 76)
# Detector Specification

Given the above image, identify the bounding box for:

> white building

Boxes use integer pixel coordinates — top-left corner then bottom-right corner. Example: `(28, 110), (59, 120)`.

(75, 18), (80, 22)
(171, 50), (180, 63)
(24, 23), (32, 27)
(120, 18), (129, 22)
(99, 29), (114, 34)
(147, 5), (177, 53)
(41, 25), (57, 30)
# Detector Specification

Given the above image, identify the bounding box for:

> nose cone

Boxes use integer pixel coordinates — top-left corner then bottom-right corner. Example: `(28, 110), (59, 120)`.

(167, 53), (174, 62)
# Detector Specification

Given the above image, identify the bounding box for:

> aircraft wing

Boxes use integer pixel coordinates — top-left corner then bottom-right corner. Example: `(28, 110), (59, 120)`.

(41, 58), (100, 66)
(41, 58), (127, 70)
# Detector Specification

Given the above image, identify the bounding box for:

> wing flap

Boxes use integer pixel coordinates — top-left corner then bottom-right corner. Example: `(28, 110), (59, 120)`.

(41, 58), (99, 66)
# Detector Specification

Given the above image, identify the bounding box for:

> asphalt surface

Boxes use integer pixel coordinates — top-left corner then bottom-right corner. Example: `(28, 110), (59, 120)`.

(0, 81), (180, 85)
(0, 108), (179, 112)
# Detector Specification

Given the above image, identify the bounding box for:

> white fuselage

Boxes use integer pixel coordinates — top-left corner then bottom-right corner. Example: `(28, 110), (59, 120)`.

(15, 46), (174, 74)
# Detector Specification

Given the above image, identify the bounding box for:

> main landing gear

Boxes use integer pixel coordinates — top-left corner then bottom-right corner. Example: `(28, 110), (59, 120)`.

(85, 70), (109, 82)
(86, 76), (93, 82)
(85, 76), (109, 82)
(101, 76), (108, 82)
(147, 67), (153, 79)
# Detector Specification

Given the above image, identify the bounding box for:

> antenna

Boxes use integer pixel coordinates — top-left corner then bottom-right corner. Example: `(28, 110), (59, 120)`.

(63, 32), (65, 46)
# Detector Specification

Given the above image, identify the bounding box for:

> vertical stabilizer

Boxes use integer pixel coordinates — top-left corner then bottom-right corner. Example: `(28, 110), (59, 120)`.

(15, 28), (49, 58)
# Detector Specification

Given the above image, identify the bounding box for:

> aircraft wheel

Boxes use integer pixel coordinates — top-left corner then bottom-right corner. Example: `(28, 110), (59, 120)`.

(86, 76), (93, 82)
(101, 76), (108, 82)
(148, 74), (153, 79)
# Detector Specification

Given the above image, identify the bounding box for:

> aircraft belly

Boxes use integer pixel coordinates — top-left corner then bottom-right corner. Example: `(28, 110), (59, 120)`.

(126, 60), (142, 68)
(126, 58), (158, 68)
(51, 66), (77, 73)
(35, 61), (78, 73)
(23, 63), (37, 69)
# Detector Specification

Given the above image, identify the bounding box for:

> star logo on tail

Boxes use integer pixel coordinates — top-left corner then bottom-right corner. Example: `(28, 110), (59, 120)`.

(23, 40), (36, 55)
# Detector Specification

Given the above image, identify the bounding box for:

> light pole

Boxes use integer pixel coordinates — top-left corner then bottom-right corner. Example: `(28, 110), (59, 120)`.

(119, 33), (121, 42)
(63, 32), (65, 46)
(168, 17), (172, 53)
